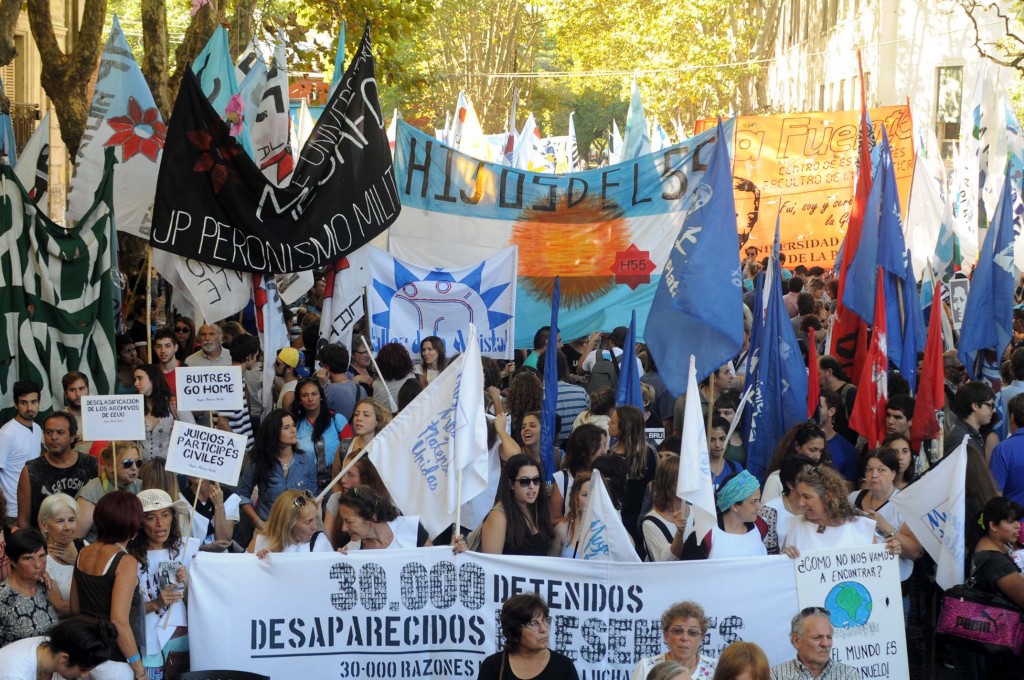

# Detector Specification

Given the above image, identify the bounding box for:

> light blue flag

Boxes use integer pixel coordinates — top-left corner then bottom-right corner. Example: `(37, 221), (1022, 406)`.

(616, 310), (643, 410)
(234, 40), (266, 159)
(621, 82), (651, 160)
(742, 218), (809, 482)
(0, 76), (17, 165)
(958, 166), (1017, 377)
(645, 118), (744, 397)
(194, 26), (252, 154)
(328, 21), (347, 101)
(539, 277), (560, 482)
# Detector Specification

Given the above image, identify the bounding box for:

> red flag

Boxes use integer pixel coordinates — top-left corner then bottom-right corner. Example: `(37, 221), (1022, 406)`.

(829, 52), (872, 384)
(911, 281), (945, 443)
(807, 327), (820, 418)
(850, 268), (888, 447)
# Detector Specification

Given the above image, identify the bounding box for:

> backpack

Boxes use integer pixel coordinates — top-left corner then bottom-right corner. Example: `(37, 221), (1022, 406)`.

(587, 350), (623, 395)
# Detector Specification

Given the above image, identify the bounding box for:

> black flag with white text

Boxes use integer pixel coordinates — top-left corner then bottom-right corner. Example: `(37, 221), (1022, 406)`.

(151, 25), (399, 273)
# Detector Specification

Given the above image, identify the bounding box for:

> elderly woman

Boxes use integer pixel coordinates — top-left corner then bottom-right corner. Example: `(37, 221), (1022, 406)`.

(0, 529), (65, 646)
(127, 489), (196, 679)
(39, 493), (83, 603)
(782, 466), (900, 558)
(76, 441), (144, 543)
(478, 593), (579, 680)
(0, 615), (119, 679)
(248, 490), (333, 556)
(336, 486), (430, 551)
(71, 490), (146, 680)
(632, 601), (717, 679)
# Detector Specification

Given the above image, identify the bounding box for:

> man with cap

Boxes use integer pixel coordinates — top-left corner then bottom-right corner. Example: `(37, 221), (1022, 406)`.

(274, 347), (309, 412)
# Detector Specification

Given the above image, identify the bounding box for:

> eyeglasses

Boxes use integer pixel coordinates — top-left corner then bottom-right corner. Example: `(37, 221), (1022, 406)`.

(667, 626), (704, 638)
(121, 459), (142, 469)
(174, 326), (190, 333)
(800, 606), (831, 617)
(981, 401), (996, 409)
(293, 489), (316, 507)
(524, 616), (551, 631)
(515, 476), (542, 488)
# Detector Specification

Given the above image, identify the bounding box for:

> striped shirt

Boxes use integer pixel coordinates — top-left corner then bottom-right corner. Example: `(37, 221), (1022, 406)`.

(770, 659), (861, 680)
(218, 383), (254, 451)
(555, 381), (589, 443)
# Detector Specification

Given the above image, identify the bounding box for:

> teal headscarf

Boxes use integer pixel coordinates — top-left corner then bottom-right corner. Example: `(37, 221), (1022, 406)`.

(716, 470), (760, 513)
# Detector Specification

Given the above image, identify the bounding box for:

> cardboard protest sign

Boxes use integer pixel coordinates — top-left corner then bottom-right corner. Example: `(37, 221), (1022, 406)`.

(794, 545), (909, 678)
(81, 394), (145, 441)
(165, 420), (246, 486)
(175, 366), (243, 411)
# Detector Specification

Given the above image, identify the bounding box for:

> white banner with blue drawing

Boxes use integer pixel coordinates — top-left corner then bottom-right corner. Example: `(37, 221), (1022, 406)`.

(368, 246), (517, 359)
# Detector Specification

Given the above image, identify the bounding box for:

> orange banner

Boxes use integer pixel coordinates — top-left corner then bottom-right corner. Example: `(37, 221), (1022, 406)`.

(696, 106), (914, 268)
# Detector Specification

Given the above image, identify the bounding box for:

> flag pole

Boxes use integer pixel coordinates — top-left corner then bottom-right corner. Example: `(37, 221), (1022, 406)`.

(145, 247), (153, 363)
(317, 445), (370, 504)
(164, 484), (203, 629)
(454, 466), (463, 541)
(362, 335), (397, 412)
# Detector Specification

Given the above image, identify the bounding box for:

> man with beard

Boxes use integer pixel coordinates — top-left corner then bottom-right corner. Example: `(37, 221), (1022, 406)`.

(0, 381), (43, 522)
(185, 323), (231, 369)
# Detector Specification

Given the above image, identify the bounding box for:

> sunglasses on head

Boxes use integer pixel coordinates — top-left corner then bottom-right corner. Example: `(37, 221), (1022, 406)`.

(293, 489), (316, 507)
(800, 606), (831, 617)
(515, 476), (542, 488)
(121, 459), (142, 469)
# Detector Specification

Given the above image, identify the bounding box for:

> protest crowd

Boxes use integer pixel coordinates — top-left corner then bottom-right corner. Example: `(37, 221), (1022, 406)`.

(2, 13), (1024, 680)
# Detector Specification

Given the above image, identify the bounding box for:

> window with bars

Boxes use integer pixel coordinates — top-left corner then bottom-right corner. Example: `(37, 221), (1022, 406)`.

(935, 65), (963, 161)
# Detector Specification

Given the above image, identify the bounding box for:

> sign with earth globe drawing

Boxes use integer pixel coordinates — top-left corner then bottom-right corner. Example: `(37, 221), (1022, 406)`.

(794, 546), (908, 678)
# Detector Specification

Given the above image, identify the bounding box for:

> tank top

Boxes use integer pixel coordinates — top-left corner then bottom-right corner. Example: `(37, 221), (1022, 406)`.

(74, 550), (144, 660)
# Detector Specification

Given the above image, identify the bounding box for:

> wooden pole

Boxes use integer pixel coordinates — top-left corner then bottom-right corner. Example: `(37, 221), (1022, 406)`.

(145, 248), (153, 363)
(317, 445), (369, 504)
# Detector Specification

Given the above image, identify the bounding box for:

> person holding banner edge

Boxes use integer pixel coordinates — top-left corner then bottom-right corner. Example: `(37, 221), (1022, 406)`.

(248, 489), (333, 556)
(335, 485), (430, 551)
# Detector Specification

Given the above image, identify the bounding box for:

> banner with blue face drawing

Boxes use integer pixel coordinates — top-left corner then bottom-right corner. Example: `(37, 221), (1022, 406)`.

(368, 246), (517, 359)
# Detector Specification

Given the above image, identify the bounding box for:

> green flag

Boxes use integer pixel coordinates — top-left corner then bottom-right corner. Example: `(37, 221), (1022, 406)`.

(0, 149), (118, 422)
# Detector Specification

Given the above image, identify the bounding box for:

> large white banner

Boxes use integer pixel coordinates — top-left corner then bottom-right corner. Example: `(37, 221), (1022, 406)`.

(368, 246), (517, 359)
(189, 548), (901, 679)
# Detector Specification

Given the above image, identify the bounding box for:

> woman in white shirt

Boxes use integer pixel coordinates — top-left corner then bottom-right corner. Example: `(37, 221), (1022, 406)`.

(336, 486), (430, 551)
(248, 489), (334, 556)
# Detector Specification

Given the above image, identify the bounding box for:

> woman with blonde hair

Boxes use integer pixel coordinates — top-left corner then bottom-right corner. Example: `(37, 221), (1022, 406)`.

(330, 398), (391, 486)
(248, 489), (333, 556)
(76, 441), (143, 542)
(712, 641), (770, 680)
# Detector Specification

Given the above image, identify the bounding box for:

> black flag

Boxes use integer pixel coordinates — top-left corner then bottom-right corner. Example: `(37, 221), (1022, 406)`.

(151, 25), (400, 274)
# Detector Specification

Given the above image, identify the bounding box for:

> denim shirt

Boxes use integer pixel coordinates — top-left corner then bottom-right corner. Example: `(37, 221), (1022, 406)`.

(236, 451), (318, 520)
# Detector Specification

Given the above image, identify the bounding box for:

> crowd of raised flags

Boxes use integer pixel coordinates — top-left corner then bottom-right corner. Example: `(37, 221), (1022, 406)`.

(1, 15), (1024, 680)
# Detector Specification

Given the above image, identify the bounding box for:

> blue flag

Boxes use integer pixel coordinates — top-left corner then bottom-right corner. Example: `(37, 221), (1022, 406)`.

(539, 277), (560, 481)
(621, 82), (651, 160)
(958, 166), (1017, 377)
(646, 118), (744, 397)
(0, 76), (17, 165)
(194, 26), (252, 154)
(843, 129), (922, 384)
(743, 218), (808, 482)
(328, 21), (347, 100)
(616, 309), (643, 410)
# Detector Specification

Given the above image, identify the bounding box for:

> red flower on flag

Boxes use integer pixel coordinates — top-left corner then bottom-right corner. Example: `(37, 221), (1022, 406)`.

(186, 127), (242, 194)
(104, 97), (167, 162)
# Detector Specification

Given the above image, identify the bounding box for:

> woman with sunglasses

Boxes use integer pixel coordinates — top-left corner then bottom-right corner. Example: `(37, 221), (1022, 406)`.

(248, 489), (333, 557)
(480, 454), (555, 556)
(335, 485), (430, 551)
(761, 421), (830, 503)
(478, 593), (579, 680)
(237, 410), (318, 537)
(632, 601), (716, 679)
(171, 317), (198, 363)
(75, 441), (143, 543)
(781, 466), (901, 558)
(348, 339), (377, 390)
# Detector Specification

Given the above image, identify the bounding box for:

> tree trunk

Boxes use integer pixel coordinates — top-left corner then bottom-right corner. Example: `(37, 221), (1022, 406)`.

(141, 0), (170, 118)
(26, 0), (109, 158)
(0, 0), (21, 68)
(168, 4), (217, 106)
(229, 0), (260, 60)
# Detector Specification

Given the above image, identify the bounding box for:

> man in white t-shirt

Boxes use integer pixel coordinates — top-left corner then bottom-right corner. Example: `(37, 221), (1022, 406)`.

(0, 380), (43, 521)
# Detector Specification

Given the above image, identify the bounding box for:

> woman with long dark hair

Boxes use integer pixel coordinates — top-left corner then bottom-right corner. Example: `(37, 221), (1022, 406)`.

(134, 365), (175, 461)
(171, 317), (197, 362)
(609, 405), (657, 557)
(236, 409), (317, 535)
(414, 336), (448, 388)
(479, 454), (555, 556)
(291, 377), (352, 492)
(550, 424), (607, 522)
(761, 421), (831, 503)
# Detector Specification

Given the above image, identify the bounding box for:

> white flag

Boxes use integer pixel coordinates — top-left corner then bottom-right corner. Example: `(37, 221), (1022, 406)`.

(676, 355), (717, 542)
(367, 324), (489, 537)
(609, 119), (623, 165)
(251, 35), (295, 187)
(319, 246), (371, 354)
(66, 16), (163, 236)
(578, 469), (642, 562)
(256, 275), (290, 419)
(152, 249), (252, 324)
(905, 128), (949, 281)
(451, 92), (493, 163)
(14, 111), (50, 208)
(890, 436), (968, 589)
(297, 98), (315, 149)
